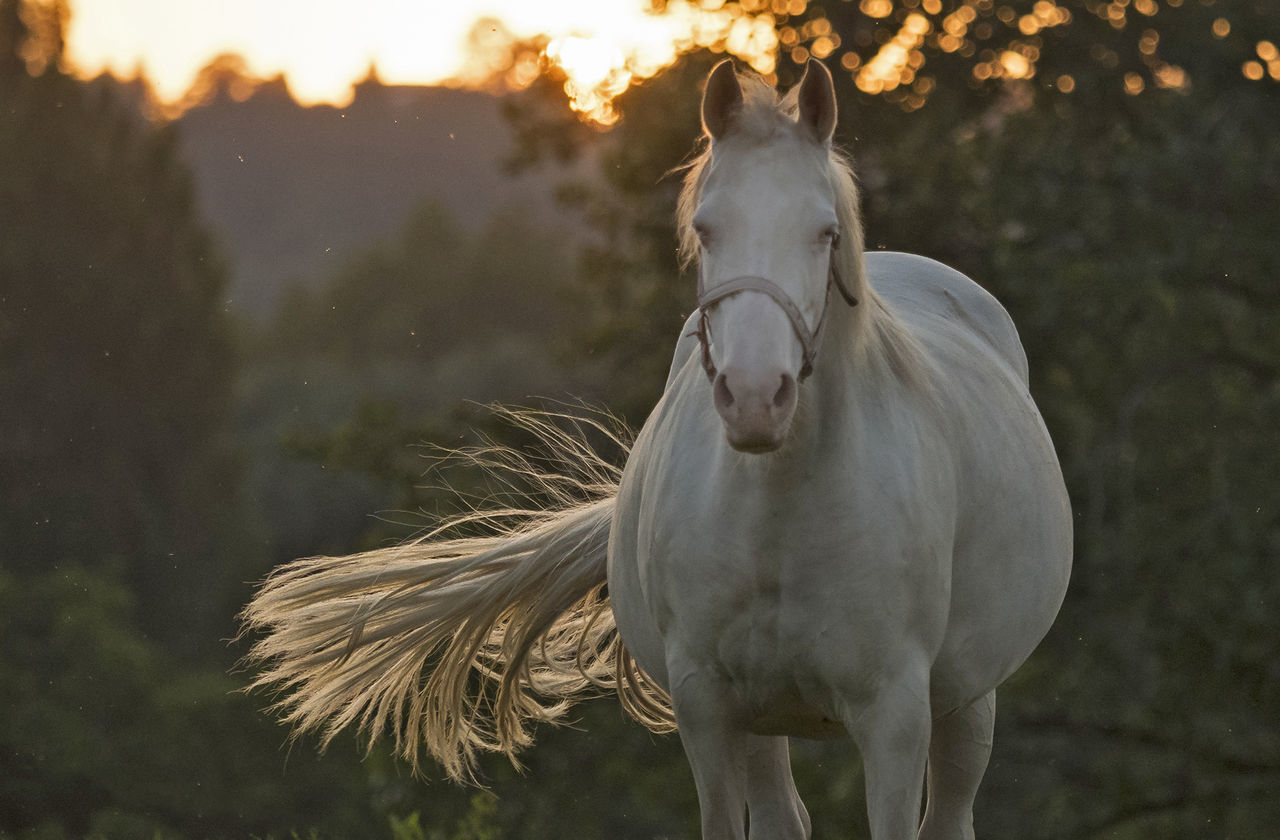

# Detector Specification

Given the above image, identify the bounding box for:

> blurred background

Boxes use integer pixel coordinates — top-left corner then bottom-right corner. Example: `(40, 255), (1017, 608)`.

(1, 0), (1277, 837)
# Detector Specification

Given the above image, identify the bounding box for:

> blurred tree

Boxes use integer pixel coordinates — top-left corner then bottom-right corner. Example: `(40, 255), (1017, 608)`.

(0, 0), (257, 653)
(942, 70), (1280, 840)
(4, 0), (1262, 835)
(503, 56), (718, 422)
(269, 200), (575, 366)
(234, 196), (591, 565)
(0, 563), (397, 839)
(0, 2), (426, 837)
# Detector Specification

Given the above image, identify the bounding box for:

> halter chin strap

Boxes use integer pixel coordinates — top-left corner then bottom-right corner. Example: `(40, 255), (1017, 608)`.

(692, 242), (859, 383)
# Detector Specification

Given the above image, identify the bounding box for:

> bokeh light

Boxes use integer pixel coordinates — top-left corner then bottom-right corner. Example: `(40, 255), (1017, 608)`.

(59, 0), (1274, 124)
(539, 0), (781, 125)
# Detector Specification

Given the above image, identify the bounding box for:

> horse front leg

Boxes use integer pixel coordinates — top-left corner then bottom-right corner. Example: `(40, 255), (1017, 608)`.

(670, 669), (750, 840)
(745, 734), (811, 839)
(918, 690), (995, 840)
(843, 668), (933, 840)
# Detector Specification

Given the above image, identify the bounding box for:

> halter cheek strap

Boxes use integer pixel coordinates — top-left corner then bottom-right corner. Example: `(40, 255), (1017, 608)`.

(691, 243), (858, 383)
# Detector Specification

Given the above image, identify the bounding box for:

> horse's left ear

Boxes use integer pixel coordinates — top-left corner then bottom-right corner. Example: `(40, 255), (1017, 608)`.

(796, 58), (837, 145)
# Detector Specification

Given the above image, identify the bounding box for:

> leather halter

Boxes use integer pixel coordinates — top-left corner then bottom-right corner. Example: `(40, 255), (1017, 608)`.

(692, 239), (859, 382)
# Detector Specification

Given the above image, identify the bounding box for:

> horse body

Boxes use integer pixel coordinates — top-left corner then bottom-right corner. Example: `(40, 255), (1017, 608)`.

(609, 250), (1070, 838)
(613, 248), (1070, 716)
(242, 60), (1070, 840)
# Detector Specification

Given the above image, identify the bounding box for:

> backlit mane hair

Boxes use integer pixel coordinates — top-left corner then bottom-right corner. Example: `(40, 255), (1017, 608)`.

(676, 70), (929, 389)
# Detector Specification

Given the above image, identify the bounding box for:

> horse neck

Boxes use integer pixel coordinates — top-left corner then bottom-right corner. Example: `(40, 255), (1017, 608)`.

(798, 288), (927, 446)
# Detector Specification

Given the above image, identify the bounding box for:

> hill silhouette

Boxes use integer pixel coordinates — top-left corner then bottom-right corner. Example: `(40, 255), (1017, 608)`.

(171, 70), (588, 317)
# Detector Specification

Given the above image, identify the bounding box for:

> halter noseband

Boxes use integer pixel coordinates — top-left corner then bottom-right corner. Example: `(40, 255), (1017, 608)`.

(692, 240), (859, 383)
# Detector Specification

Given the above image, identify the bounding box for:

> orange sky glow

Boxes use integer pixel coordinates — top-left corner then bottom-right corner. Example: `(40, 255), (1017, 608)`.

(61, 0), (1263, 123)
(63, 0), (781, 123)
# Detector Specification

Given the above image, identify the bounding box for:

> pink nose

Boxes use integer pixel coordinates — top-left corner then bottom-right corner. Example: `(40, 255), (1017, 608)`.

(712, 367), (798, 452)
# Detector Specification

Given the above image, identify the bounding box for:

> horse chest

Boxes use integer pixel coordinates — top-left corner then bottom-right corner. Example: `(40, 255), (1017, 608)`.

(648, 504), (898, 736)
(639, 456), (909, 703)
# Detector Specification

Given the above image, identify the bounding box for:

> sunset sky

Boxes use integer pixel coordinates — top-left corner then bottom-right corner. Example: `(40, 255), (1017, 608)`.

(63, 0), (780, 121)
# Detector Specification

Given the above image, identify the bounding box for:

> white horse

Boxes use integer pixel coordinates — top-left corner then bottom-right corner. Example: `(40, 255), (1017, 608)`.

(242, 60), (1071, 840)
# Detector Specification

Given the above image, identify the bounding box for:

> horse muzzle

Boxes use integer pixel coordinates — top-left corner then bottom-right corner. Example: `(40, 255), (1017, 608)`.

(712, 365), (798, 453)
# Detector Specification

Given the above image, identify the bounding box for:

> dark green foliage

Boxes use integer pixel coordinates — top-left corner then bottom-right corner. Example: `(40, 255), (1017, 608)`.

(961, 91), (1280, 839)
(0, 3), (402, 835)
(0, 565), (393, 838)
(0, 0), (251, 654)
(234, 194), (590, 561)
(266, 200), (574, 366)
(5, 0), (1279, 836)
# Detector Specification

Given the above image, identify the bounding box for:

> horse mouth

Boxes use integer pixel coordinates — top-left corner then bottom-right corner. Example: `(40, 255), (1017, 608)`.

(726, 432), (784, 454)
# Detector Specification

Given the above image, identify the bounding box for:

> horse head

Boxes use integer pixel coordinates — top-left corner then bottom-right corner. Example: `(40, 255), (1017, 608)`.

(687, 58), (859, 453)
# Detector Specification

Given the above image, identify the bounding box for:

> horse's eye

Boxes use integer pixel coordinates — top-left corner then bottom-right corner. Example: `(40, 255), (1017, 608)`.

(693, 224), (712, 247)
(820, 227), (841, 247)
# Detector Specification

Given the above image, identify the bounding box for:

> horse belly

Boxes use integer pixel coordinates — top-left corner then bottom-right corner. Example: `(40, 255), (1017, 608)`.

(930, 390), (1074, 712)
(746, 707), (846, 740)
(722, 624), (850, 740)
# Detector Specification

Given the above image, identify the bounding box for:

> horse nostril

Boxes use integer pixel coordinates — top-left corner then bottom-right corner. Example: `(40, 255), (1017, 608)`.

(713, 372), (735, 412)
(773, 373), (796, 409)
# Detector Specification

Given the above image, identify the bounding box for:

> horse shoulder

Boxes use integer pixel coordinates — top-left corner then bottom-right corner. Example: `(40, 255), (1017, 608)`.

(866, 252), (1030, 385)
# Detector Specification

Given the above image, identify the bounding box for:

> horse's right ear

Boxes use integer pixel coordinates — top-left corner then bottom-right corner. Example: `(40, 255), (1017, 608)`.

(702, 59), (743, 141)
(796, 58), (837, 145)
